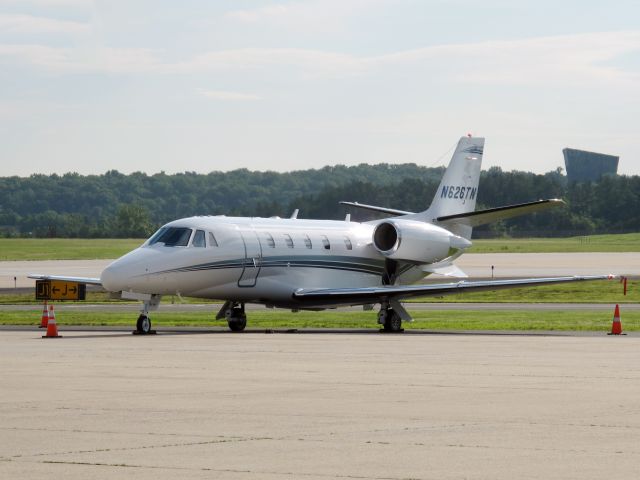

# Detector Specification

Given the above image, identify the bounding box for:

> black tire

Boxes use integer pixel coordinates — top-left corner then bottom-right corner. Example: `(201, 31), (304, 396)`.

(228, 314), (247, 332)
(383, 310), (402, 332)
(136, 315), (151, 334)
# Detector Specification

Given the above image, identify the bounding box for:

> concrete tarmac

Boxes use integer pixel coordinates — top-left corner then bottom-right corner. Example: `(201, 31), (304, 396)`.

(2, 329), (640, 479)
(2, 252), (639, 288)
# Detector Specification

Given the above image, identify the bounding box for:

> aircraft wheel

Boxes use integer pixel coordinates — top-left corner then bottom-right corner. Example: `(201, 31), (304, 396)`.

(383, 310), (402, 332)
(136, 314), (152, 334)
(228, 314), (247, 332)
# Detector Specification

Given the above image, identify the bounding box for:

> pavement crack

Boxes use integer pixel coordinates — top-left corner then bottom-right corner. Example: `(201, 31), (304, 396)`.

(38, 459), (427, 479)
(0, 425), (217, 438)
(11, 436), (275, 459)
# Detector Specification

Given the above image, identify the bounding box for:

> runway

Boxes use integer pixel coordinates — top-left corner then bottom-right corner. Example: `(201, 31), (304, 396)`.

(1, 252), (639, 288)
(2, 330), (639, 479)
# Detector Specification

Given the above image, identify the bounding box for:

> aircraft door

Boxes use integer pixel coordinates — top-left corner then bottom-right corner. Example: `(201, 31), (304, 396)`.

(238, 229), (262, 287)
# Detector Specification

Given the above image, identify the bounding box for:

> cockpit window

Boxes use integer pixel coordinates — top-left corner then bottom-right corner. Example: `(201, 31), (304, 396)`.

(148, 227), (192, 247)
(192, 230), (206, 247)
(147, 227), (167, 245)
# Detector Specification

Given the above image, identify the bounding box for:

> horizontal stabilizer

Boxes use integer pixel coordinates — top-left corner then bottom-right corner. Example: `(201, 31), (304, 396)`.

(436, 199), (564, 227)
(28, 274), (102, 286)
(339, 201), (413, 217)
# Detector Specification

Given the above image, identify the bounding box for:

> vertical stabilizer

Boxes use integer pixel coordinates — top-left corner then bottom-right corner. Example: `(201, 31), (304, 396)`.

(406, 136), (484, 238)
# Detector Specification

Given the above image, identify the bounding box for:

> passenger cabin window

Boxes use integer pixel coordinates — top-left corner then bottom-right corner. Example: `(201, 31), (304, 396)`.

(208, 232), (219, 247)
(303, 234), (312, 249)
(263, 232), (275, 248)
(149, 227), (192, 247)
(284, 234), (294, 248)
(192, 230), (206, 247)
(321, 235), (330, 250)
(344, 236), (353, 250)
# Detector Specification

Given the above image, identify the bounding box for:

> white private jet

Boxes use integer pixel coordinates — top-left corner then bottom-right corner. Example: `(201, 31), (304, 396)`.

(30, 136), (615, 333)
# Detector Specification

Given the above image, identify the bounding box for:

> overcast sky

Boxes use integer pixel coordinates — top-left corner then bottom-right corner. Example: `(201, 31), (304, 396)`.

(1, 0), (639, 176)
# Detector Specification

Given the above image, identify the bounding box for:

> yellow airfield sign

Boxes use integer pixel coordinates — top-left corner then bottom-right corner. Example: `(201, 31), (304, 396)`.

(35, 280), (86, 301)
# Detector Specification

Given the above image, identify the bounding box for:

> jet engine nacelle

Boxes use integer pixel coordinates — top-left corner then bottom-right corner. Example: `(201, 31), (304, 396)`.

(372, 219), (471, 263)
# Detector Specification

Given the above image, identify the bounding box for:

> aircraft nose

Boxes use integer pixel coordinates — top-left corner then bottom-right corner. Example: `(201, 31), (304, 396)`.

(100, 247), (158, 292)
(100, 262), (123, 292)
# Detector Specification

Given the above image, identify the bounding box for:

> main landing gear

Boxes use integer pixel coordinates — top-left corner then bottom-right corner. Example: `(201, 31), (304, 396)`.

(217, 301), (247, 332)
(136, 314), (152, 334)
(377, 301), (410, 333)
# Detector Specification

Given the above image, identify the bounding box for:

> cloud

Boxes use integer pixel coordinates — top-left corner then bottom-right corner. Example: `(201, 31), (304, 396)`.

(197, 88), (261, 101)
(0, 13), (89, 35)
(175, 31), (640, 87)
(225, 0), (387, 33)
(369, 31), (640, 87)
(1, 31), (638, 88)
(176, 48), (359, 77)
(0, 44), (162, 73)
(0, 43), (71, 68)
(0, 0), (91, 6)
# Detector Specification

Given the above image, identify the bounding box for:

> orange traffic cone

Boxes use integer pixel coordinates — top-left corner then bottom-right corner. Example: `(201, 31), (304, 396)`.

(39, 301), (49, 328)
(42, 304), (61, 338)
(608, 304), (625, 335)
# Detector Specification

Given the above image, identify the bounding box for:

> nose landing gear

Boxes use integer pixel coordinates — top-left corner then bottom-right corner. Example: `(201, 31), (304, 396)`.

(133, 294), (161, 335)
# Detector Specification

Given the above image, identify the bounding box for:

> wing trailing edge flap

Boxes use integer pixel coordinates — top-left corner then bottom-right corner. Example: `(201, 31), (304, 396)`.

(436, 199), (565, 228)
(293, 275), (617, 306)
(28, 274), (102, 286)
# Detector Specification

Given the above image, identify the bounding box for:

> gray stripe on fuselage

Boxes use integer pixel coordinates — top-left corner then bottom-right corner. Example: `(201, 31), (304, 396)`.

(150, 255), (395, 276)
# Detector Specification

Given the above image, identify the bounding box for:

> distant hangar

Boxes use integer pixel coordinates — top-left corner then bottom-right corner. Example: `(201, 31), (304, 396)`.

(562, 148), (619, 183)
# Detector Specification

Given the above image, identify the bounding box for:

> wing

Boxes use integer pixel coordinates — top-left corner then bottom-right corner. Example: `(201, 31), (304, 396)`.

(293, 275), (616, 306)
(28, 274), (103, 286)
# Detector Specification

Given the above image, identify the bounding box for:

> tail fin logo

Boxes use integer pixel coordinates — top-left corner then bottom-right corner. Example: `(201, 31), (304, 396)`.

(462, 145), (484, 155)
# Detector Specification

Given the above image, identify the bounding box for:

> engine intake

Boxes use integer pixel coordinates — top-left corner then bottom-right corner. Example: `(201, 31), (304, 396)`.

(373, 222), (399, 252)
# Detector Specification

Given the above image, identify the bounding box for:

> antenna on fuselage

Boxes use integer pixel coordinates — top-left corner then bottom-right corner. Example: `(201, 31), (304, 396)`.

(345, 213), (351, 222)
(290, 209), (299, 219)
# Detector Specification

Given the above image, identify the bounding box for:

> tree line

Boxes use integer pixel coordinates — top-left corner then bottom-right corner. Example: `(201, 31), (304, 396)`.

(0, 165), (637, 238)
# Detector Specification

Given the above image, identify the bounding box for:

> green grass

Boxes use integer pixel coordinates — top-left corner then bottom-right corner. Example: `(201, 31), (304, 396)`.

(1, 279), (634, 304)
(469, 233), (640, 253)
(0, 238), (144, 260)
(0, 232), (638, 261)
(2, 309), (638, 331)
